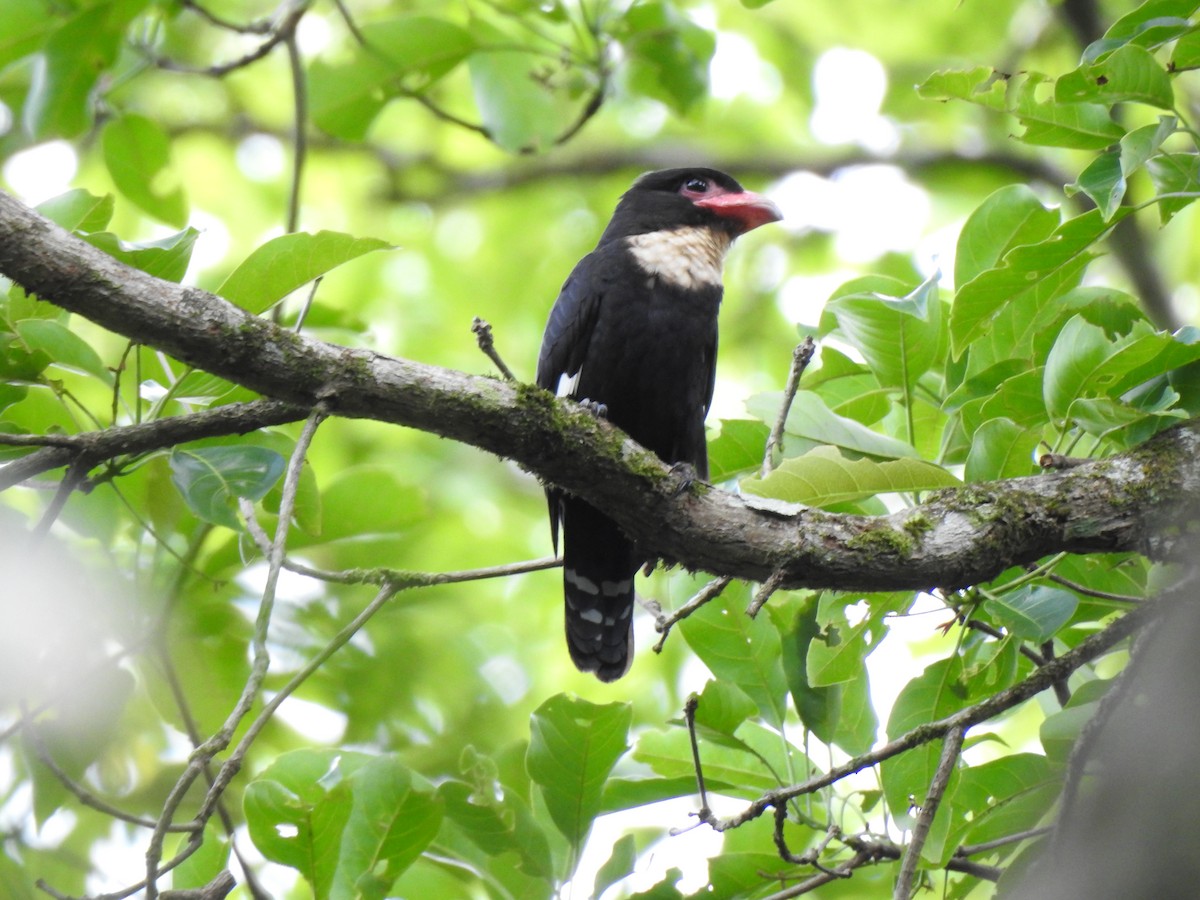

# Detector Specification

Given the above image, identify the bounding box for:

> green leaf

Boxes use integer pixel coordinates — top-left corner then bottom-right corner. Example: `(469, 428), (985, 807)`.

(1056, 44), (1175, 109)
(954, 185), (1059, 290)
(678, 584), (789, 727)
(15, 319), (110, 382)
(986, 587), (1079, 641)
(468, 21), (562, 152)
(309, 17), (475, 139)
(825, 270), (944, 389)
(618, 2), (715, 114)
(631, 727), (780, 795)
(808, 592), (908, 688)
(35, 189), (114, 232)
(1089, 0), (1200, 58)
(958, 753), (1059, 846)
(169, 445), (286, 529)
(438, 779), (552, 878)
(1011, 73), (1126, 149)
(23, 0), (149, 139)
(526, 694), (631, 851)
(0, 0), (55, 70)
(746, 391), (918, 460)
(101, 114), (187, 228)
(1172, 28), (1200, 68)
(244, 749), (349, 893)
(1043, 315), (1200, 422)
(82, 228), (199, 283)
(1146, 152), (1200, 224)
(916, 66), (1008, 111)
(244, 749), (441, 900)
(593, 833), (637, 900)
(951, 209), (1120, 357)
(218, 231), (393, 314)
(1070, 151), (1125, 220)
(965, 418), (1040, 482)
(742, 446), (959, 507)
(707, 418), (769, 482)
(692, 678), (758, 736)
(331, 756), (443, 900)
(881, 656), (969, 829)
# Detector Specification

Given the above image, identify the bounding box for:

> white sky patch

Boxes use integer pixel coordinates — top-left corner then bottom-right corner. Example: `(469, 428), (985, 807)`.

(811, 47), (898, 153)
(236, 133), (287, 182)
(271, 693), (349, 744)
(0, 100), (12, 138)
(295, 11), (332, 55)
(710, 30), (782, 102)
(772, 167), (931, 263)
(3, 140), (77, 204)
(185, 208), (232, 280)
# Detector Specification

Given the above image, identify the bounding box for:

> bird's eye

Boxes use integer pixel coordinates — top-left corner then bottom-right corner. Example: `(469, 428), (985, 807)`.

(683, 177), (709, 193)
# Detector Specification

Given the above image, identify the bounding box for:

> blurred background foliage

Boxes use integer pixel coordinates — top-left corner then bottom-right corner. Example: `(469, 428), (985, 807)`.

(1, 0), (1199, 897)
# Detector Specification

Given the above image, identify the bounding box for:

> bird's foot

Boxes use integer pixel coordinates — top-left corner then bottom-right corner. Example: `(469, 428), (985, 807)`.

(578, 398), (608, 419)
(669, 461), (699, 497)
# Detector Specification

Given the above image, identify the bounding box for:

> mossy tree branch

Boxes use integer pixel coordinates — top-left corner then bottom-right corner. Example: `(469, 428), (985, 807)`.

(2, 187), (1199, 593)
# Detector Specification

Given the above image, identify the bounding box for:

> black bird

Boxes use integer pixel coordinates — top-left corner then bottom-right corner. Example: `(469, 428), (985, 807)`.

(536, 168), (782, 681)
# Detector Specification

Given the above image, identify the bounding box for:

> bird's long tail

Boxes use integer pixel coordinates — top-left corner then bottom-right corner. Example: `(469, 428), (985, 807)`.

(560, 497), (639, 682)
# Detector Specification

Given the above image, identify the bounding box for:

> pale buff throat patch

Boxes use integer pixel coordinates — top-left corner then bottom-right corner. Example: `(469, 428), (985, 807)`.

(624, 226), (732, 291)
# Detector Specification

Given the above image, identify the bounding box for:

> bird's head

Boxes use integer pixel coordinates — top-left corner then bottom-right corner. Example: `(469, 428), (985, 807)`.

(601, 167), (782, 244)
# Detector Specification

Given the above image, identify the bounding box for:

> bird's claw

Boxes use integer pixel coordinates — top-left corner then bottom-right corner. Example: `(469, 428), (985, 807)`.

(578, 398), (608, 419)
(670, 461), (699, 496)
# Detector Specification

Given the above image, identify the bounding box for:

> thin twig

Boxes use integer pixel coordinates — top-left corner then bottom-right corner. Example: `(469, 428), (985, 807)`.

(747, 569), (787, 618)
(30, 456), (91, 539)
(895, 725), (965, 899)
(472, 317), (517, 380)
(683, 694), (710, 817)
(957, 825), (1052, 857)
(144, 406), (326, 899)
(22, 713), (197, 833)
(762, 337), (816, 477)
(652, 575), (732, 652)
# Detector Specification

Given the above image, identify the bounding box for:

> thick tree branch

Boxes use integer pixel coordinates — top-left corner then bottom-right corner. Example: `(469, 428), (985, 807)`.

(2, 188), (1200, 593)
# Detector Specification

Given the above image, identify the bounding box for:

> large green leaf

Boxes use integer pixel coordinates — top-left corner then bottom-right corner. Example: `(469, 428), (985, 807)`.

(22, 0), (149, 138)
(678, 584), (789, 727)
(825, 271), (944, 390)
(468, 21), (562, 152)
(217, 231), (393, 314)
(951, 209), (1120, 357)
(82, 228), (199, 283)
(36, 189), (114, 233)
(985, 586), (1079, 641)
(964, 418), (1040, 482)
(244, 749), (441, 900)
(746, 391), (917, 460)
(954, 185), (1059, 289)
(1056, 43), (1175, 109)
(101, 113), (187, 227)
(526, 694), (631, 851)
(880, 656), (969, 829)
(169, 445), (286, 529)
(742, 445), (959, 507)
(707, 419), (770, 482)
(1146, 152), (1200, 224)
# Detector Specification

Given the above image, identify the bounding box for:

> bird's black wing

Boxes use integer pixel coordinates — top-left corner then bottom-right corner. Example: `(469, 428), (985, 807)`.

(536, 250), (608, 554)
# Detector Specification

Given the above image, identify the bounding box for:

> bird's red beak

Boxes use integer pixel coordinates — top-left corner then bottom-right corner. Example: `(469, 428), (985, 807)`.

(695, 190), (783, 234)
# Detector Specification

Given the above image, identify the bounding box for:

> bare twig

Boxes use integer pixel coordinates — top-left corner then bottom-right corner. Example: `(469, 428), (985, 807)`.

(652, 575), (732, 652)
(747, 569), (787, 617)
(143, 405), (326, 899)
(762, 337), (816, 477)
(149, 0), (310, 77)
(160, 870), (236, 900)
(895, 725), (965, 899)
(22, 714), (197, 833)
(684, 694), (710, 817)
(957, 825), (1052, 857)
(472, 317), (517, 380)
